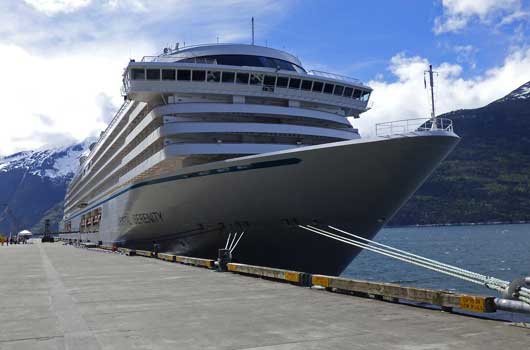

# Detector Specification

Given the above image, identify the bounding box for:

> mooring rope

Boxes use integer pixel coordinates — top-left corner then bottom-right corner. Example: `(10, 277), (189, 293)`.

(230, 231), (245, 254)
(298, 224), (530, 304)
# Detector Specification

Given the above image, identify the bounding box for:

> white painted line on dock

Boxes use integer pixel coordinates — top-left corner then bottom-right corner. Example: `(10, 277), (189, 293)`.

(39, 243), (102, 350)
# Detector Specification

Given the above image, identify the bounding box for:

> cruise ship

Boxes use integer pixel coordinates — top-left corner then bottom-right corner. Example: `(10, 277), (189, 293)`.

(60, 43), (459, 275)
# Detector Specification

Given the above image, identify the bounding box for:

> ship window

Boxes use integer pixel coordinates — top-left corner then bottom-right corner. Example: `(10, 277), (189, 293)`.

(301, 80), (312, 90)
(361, 90), (371, 102)
(352, 89), (362, 100)
(131, 68), (145, 80)
(312, 81), (323, 92)
(276, 76), (289, 88)
(263, 75), (276, 86)
(146, 69), (160, 80)
(289, 78), (301, 89)
(323, 83), (334, 94)
(236, 72), (249, 84)
(187, 54), (306, 73)
(207, 71), (221, 82)
(343, 86), (353, 97)
(177, 69), (191, 81)
(250, 73), (264, 85)
(221, 71), (235, 83)
(333, 85), (344, 96)
(192, 70), (206, 81)
(162, 69), (176, 80)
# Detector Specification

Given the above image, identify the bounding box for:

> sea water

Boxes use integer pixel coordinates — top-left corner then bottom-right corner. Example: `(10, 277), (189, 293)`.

(342, 223), (530, 322)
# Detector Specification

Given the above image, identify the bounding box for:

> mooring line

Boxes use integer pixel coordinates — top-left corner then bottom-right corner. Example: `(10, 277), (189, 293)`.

(298, 224), (530, 304)
(230, 231), (245, 254)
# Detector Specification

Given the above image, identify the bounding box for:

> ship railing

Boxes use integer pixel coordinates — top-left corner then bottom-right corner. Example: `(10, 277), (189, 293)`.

(140, 54), (194, 62)
(375, 118), (453, 137)
(70, 100), (132, 184)
(307, 70), (364, 85)
(140, 43), (247, 61)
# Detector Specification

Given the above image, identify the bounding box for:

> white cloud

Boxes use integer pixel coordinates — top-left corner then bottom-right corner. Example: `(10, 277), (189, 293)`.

(0, 0), (290, 155)
(453, 44), (478, 69)
(434, 0), (523, 34)
(0, 41), (139, 154)
(24, 0), (92, 15)
(353, 47), (530, 137)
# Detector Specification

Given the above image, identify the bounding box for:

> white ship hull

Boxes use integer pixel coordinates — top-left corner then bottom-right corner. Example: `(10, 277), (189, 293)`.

(62, 131), (458, 275)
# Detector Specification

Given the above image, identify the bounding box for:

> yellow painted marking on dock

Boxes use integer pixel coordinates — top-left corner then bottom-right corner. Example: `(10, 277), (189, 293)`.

(227, 264), (237, 272)
(135, 250), (153, 257)
(459, 295), (486, 313)
(312, 275), (330, 288)
(158, 254), (175, 262)
(284, 271), (300, 283)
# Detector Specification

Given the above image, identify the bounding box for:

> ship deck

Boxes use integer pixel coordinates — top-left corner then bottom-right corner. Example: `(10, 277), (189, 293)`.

(1, 242), (528, 349)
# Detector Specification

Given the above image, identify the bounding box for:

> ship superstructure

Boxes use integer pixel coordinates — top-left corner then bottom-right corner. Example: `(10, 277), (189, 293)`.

(61, 43), (458, 275)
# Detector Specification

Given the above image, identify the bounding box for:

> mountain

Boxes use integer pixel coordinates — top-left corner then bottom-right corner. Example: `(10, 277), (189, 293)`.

(391, 81), (530, 225)
(0, 139), (93, 234)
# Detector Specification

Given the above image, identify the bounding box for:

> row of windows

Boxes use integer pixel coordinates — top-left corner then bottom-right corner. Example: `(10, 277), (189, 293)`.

(178, 54), (306, 73)
(130, 68), (371, 101)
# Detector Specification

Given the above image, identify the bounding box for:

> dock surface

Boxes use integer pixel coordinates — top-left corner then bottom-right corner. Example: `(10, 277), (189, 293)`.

(1, 242), (529, 349)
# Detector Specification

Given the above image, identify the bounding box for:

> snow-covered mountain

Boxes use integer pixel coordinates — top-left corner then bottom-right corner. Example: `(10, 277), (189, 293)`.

(0, 138), (93, 234)
(0, 138), (93, 180)
(497, 81), (530, 102)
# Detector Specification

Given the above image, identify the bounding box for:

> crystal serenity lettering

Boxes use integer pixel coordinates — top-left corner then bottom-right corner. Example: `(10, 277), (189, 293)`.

(119, 212), (163, 226)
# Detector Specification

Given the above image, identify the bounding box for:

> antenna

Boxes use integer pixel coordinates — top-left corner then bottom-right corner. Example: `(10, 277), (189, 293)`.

(424, 64), (438, 129)
(251, 17), (255, 45)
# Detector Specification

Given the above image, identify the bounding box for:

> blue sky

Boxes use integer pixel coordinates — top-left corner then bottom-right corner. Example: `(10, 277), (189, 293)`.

(1, 0), (530, 154)
(268, 0), (529, 81)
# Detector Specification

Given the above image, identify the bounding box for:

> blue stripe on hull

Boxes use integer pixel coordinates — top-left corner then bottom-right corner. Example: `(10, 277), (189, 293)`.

(68, 157), (301, 220)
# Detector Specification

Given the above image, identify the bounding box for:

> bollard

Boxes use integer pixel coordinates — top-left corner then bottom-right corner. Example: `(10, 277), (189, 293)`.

(217, 248), (231, 272)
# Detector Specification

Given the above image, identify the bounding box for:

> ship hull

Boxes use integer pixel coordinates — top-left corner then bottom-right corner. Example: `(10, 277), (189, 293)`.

(63, 132), (459, 276)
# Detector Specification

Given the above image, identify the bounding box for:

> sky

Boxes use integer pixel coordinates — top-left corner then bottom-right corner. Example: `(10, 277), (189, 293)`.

(0, 0), (530, 155)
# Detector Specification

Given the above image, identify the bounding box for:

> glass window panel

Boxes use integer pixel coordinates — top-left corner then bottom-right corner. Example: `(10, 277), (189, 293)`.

(276, 76), (289, 88)
(301, 80), (312, 90)
(274, 58), (296, 71)
(361, 90), (371, 101)
(263, 75), (276, 86)
(132, 68), (145, 80)
(221, 71), (235, 83)
(343, 87), (353, 97)
(289, 78), (301, 89)
(207, 71), (221, 82)
(312, 81), (323, 92)
(250, 73), (264, 85)
(323, 83), (334, 94)
(162, 69), (176, 80)
(352, 89), (362, 99)
(235, 72), (249, 84)
(177, 54), (307, 72)
(192, 70), (206, 81)
(177, 69), (191, 81)
(333, 85), (344, 96)
(146, 69), (160, 80)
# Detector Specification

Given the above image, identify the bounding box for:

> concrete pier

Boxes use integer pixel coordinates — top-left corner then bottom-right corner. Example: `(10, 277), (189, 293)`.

(1, 242), (529, 349)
